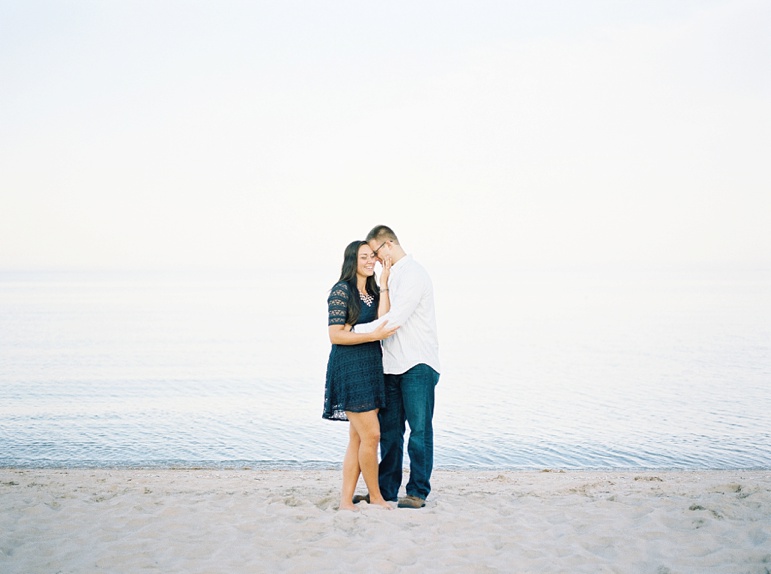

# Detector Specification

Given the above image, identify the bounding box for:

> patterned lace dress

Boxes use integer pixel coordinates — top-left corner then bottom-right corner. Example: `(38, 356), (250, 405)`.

(322, 281), (385, 421)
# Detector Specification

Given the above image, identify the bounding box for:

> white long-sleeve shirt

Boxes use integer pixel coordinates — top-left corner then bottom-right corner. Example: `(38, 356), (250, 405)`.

(354, 254), (440, 375)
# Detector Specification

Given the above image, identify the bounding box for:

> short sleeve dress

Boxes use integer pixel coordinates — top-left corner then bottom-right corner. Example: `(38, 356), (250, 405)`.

(322, 281), (386, 421)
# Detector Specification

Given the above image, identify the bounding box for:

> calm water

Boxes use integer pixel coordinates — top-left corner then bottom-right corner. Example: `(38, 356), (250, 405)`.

(1, 266), (769, 470)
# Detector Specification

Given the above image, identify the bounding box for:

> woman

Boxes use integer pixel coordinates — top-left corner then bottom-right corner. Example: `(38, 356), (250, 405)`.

(323, 240), (397, 510)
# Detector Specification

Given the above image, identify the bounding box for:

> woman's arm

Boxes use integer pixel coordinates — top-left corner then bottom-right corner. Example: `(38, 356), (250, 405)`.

(378, 256), (392, 318)
(378, 289), (390, 318)
(328, 321), (397, 345)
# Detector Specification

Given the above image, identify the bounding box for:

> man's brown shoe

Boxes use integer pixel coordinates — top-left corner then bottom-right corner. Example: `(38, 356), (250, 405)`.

(397, 495), (426, 509)
(352, 494), (370, 504)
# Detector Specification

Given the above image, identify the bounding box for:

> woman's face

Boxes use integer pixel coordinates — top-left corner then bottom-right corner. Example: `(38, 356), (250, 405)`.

(356, 244), (377, 279)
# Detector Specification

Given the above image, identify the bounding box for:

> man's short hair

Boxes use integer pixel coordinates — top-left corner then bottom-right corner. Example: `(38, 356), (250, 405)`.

(366, 225), (399, 244)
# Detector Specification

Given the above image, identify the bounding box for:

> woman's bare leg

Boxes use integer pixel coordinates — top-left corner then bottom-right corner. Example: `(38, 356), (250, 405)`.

(347, 410), (392, 509)
(339, 422), (361, 510)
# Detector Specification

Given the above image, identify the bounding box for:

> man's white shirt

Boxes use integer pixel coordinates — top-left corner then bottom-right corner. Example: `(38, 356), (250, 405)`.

(354, 255), (440, 376)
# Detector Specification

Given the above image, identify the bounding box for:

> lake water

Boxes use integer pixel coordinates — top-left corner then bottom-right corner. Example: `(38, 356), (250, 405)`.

(1, 265), (769, 470)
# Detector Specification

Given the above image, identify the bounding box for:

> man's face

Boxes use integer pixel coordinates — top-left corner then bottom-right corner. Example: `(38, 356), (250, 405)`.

(368, 239), (389, 263)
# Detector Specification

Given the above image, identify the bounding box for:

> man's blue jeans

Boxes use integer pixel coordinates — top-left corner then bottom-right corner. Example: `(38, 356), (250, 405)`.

(378, 363), (440, 501)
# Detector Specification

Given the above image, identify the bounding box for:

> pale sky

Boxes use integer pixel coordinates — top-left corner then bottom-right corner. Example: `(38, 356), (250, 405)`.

(2, 0), (769, 272)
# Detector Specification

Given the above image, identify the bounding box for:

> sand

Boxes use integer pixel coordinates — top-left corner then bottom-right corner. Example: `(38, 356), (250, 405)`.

(1, 468), (769, 573)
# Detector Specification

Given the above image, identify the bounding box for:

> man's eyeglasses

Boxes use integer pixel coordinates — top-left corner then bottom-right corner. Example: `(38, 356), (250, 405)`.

(372, 241), (387, 257)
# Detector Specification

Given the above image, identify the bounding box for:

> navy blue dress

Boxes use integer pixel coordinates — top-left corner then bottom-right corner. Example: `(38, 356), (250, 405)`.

(323, 281), (385, 421)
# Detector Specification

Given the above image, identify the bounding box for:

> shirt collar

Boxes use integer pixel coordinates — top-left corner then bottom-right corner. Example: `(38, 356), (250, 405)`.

(391, 254), (412, 270)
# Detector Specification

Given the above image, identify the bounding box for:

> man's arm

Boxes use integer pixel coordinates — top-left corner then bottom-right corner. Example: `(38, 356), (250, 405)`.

(351, 313), (387, 334)
(353, 273), (426, 334)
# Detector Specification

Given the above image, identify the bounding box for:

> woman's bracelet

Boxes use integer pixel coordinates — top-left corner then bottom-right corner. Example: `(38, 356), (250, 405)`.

(381, 288), (389, 292)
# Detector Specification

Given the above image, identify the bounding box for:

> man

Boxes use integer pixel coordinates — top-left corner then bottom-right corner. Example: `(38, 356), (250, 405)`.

(352, 225), (440, 509)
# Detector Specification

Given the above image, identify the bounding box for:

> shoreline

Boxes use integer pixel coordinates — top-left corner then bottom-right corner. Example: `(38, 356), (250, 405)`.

(4, 462), (770, 471)
(2, 468), (769, 573)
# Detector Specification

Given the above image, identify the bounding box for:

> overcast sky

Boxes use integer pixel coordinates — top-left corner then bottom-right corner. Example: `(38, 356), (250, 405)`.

(2, 0), (769, 272)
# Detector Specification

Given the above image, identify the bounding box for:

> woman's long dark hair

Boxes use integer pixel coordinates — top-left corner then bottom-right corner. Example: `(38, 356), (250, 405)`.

(338, 240), (379, 326)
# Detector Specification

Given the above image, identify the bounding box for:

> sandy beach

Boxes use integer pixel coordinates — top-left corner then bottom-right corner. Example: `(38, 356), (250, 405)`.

(1, 468), (769, 573)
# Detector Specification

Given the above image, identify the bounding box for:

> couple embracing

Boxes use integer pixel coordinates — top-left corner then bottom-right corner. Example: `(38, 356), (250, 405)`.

(323, 225), (440, 510)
